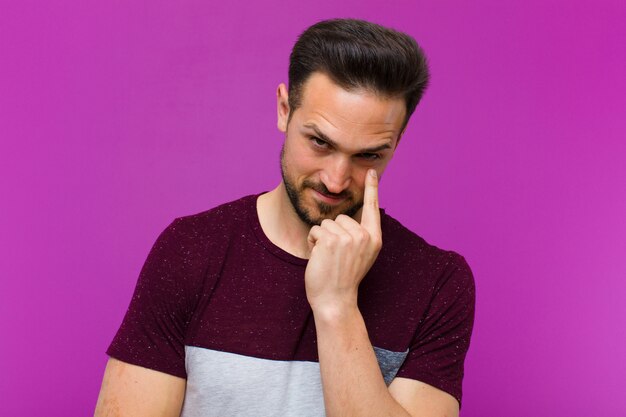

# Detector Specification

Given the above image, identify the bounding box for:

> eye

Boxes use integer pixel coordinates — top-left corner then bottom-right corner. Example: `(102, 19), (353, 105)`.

(310, 137), (329, 149)
(357, 153), (381, 161)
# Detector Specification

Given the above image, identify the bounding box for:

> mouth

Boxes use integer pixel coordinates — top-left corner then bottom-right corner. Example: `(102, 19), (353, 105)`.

(310, 188), (348, 206)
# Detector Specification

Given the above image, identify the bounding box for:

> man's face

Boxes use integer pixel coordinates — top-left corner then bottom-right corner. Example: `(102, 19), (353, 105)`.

(277, 72), (406, 226)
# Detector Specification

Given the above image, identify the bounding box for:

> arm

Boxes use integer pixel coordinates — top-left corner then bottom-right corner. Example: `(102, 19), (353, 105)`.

(94, 358), (186, 417)
(313, 306), (459, 417)
(97, 218), (203, 416)
(306, 169), (459, 417)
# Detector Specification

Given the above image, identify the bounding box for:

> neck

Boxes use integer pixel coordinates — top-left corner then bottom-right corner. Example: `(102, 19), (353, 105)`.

(256, 182), (314, 259)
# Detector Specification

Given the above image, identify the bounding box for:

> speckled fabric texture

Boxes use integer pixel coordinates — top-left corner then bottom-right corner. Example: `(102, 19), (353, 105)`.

(107, 194), (475, 409)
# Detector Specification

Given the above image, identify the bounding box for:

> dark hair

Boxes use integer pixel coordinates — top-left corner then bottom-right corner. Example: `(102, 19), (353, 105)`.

(288, 19), (430, 127)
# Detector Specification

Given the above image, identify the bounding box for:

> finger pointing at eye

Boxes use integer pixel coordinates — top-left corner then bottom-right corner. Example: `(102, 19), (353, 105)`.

(360, 169), (381, 240)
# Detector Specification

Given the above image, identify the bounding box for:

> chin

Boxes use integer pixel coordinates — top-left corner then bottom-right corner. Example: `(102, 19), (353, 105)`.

(311, 199), (363, 222)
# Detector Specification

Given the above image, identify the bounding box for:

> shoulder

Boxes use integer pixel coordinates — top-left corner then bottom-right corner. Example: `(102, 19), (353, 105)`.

(118, 194), (259, 313)
(379, 211), (474, 290)
(172, 194), (257, 230)
(141, 194), (259, 292)
(163, 194), (258, 246)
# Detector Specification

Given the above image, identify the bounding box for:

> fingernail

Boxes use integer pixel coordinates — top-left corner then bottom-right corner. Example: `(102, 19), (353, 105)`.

(369, 169), (377, 178)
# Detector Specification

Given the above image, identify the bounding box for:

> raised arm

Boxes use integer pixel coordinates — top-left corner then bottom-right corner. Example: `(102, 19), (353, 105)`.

(94, 358), (186, 417)
(306, 169), (462, 416)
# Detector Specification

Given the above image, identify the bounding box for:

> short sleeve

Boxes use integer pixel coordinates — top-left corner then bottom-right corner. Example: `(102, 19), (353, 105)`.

(395, 252), (476, 406)
(106, 218), (202, 378)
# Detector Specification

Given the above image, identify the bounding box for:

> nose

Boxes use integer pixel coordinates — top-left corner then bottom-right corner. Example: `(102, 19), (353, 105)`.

(320, 155), (351, 194)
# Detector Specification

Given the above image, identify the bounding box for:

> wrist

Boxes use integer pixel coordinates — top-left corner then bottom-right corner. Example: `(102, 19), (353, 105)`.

(310, 300), (361, 327)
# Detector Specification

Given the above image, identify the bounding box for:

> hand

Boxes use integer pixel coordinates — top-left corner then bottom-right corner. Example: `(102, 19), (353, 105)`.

(305, 169), (382, 313)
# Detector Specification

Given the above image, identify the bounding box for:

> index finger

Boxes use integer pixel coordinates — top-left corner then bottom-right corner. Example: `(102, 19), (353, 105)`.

(360, 169), (381, 236)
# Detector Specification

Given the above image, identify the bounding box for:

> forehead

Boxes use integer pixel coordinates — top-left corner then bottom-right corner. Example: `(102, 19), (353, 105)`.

(294, 72), (406, 144)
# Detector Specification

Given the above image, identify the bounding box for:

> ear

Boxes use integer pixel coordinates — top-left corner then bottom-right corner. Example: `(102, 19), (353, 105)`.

(276, 83), (290, 133)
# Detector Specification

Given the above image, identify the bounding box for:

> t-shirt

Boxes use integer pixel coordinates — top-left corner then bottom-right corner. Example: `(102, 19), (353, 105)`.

(107, 194), (475, 416)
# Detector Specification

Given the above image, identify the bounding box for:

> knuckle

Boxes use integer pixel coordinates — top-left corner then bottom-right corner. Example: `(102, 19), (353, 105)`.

(325, 233), (338, 245)
(371, 236), (382, 251)
(335, 214), (354, 227)
(339, 234), (352, 246)
(367, 198), (378, 208)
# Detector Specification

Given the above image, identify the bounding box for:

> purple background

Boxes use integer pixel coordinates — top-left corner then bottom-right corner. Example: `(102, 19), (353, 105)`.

(1, 1), (625, 416)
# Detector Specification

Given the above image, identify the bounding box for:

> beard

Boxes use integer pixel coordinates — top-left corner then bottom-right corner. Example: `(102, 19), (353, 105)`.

(280, 145), (364, 226)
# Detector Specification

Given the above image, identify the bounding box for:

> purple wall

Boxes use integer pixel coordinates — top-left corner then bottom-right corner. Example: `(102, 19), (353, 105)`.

(1, 1), (625, 415)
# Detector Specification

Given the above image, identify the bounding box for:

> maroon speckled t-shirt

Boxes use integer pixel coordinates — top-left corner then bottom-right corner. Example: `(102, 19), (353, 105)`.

(107, 194), (475, 415)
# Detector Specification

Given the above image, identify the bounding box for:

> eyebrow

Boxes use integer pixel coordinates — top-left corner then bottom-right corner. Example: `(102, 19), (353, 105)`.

(303, 123), (393, 153)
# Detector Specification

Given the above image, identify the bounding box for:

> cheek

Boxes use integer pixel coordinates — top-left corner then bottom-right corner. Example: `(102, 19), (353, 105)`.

(351, 164), (386, 197)
(351, 169), (369, 193)
(284, 135), (313, 162)
(372, 160), (391, 182)
(283, 151), (321, 183)
(293, 150), (324, 173)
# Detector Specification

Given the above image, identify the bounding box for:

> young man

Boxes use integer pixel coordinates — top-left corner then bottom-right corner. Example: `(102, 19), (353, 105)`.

(95, 19), (475, 417)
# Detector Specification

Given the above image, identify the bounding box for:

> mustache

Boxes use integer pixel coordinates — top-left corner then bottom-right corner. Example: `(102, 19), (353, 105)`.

(302, 180), (353, 200)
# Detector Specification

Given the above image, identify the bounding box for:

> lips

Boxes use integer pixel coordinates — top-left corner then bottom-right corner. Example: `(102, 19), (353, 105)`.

(310, 188), (348, 205)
